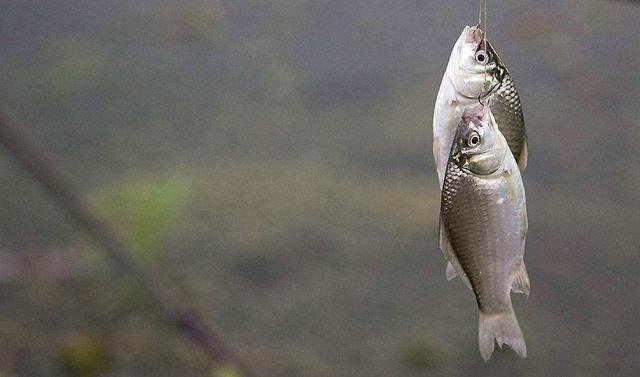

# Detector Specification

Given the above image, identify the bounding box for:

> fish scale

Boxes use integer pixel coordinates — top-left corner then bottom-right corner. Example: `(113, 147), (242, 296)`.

(488, 71), (527, 166)
(442, 162), (524, 312)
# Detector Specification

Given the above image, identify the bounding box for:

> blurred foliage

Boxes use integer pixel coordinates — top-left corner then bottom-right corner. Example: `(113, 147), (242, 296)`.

(44, 37), (107, 100)
(92, 174), (191, 262)
(60, 333), (109, 377)
(0, 0), (638, 376)
(399, 337), (444, 370)
(212, 365), (242, 377)
(0, 159), (75, 243)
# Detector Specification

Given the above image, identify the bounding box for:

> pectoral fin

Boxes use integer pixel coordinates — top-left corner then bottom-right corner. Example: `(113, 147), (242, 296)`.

(446, 262), (457, 281)
(439, 218), (472, 289)
(517, 139), (528, 172)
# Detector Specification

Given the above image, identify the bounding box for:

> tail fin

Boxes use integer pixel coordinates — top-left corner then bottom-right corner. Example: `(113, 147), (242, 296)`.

(478, 307), (527, 361)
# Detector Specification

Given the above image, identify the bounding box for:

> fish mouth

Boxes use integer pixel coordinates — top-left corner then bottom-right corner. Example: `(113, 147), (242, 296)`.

(465, 25), (484, 43)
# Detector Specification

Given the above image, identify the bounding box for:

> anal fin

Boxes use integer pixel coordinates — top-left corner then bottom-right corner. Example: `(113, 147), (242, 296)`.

(511, 263), (530, 298)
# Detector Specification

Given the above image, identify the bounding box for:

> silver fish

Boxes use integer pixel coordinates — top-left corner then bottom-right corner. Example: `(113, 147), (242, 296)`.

(433, 26), (527, 189)
(439, 106), (529, 361)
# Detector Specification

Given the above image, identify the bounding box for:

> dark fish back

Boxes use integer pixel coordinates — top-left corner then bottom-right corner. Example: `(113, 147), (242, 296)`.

(489, 73), (527, 164)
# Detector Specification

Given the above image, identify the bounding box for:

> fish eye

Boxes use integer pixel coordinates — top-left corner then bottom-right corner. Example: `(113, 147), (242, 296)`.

(475, 50), (488, 64)
(467, 132), (481, 147)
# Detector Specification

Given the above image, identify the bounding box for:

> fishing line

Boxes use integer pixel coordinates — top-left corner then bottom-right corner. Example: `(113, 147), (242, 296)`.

(483, 0), (488, 97)
(478, 0), (489, 106)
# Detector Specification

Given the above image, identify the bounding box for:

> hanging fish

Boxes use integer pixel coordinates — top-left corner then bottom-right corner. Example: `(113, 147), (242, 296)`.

(439, 106), (529, 361)
(432, 26), (527, 189)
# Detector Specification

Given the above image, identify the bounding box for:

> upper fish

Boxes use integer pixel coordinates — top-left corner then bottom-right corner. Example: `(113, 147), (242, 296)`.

(432, 25), (527, 189)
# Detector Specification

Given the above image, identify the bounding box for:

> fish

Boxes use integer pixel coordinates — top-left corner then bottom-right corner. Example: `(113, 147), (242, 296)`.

(439, 105), (529, 361)
(432, 25), (527, 189)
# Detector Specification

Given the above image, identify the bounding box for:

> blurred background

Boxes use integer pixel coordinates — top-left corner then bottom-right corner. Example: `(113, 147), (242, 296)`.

(0, 0), (639, 376)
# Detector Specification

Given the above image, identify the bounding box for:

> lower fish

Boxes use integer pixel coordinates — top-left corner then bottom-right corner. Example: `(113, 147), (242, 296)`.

(439, 105), (530, 361)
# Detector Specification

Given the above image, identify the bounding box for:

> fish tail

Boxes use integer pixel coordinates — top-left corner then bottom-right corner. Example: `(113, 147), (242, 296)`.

(478, 306), (527, 361)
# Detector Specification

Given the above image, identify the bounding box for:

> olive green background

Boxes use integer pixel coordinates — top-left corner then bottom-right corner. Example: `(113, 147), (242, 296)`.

(0, 1), (638, 376)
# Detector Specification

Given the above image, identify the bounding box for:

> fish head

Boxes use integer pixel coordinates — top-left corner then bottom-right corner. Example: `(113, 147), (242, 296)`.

(454, 106), (507, 175)
(448, 26), (504, 99)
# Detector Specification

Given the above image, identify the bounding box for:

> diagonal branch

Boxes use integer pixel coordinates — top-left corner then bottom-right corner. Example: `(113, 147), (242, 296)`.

(0, 115), (255, 377)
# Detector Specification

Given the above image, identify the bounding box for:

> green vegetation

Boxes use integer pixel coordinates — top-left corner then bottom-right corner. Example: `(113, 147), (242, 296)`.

(92, 174), (192, 262)
(0, 0), (638, 376)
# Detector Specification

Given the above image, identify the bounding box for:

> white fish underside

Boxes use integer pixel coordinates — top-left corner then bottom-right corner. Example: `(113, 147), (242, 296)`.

(432, 75), (479, 188)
